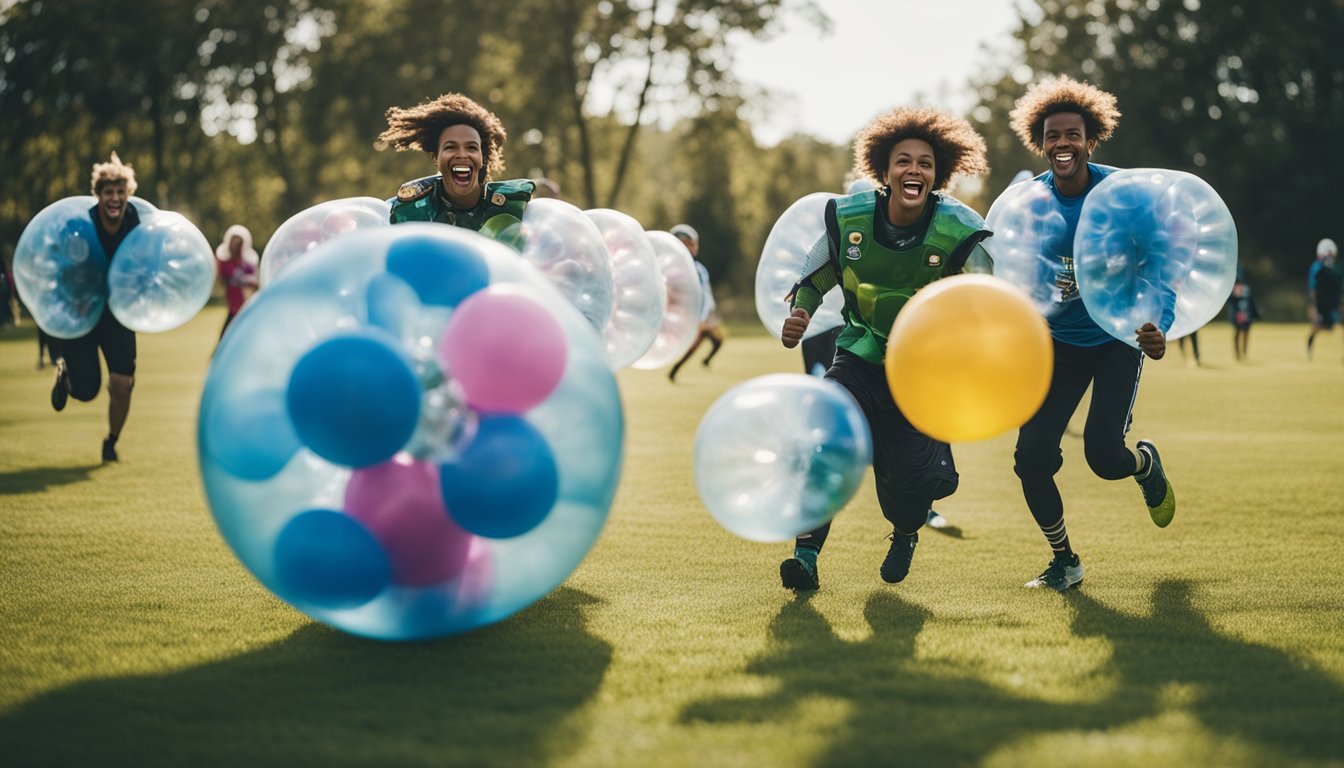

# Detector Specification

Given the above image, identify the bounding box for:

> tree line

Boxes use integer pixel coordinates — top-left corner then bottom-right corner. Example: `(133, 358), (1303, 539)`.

(2, 0), (1339, 318)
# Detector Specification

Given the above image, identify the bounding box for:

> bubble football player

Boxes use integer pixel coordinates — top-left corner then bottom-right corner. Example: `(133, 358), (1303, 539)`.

(1005, 76), (1175, 593)
(48, 153), (143, 463)
(379, 92), (534, 231)
(1306, 237), (1341, 360)
(666, 224), (727, 382)
(778, 106), (992, 591)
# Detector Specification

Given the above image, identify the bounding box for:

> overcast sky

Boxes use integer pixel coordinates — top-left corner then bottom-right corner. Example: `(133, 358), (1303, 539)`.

(729, 1), (1025, 146)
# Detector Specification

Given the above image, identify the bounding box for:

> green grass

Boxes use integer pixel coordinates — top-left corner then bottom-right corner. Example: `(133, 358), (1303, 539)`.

(2, 310), (1342, 767)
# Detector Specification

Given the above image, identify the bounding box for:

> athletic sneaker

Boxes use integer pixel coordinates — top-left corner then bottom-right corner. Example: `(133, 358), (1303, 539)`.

(780, 555), (819, 591)
(51, 358), (69, 412)
(926, 508), (949, 529)
(1024, 552), (1084, 591)
(1135, 439), (1175, 527)
(101, 437), (118, 463)
(879, 531), (918, 583)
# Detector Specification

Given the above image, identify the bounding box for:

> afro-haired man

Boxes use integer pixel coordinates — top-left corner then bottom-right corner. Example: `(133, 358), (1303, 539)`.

(778, 106), (992, 591)
(1004, 76), (1175, 594)
(48, 152), (145, 462)
(380, 93), (534, 232)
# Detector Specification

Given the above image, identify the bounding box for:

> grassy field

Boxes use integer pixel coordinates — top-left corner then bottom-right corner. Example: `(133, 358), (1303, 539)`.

(1, 308), (1342, 767)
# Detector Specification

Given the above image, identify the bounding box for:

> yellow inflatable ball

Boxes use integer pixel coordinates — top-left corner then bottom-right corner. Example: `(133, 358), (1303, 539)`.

(884, 274), (1052, 443)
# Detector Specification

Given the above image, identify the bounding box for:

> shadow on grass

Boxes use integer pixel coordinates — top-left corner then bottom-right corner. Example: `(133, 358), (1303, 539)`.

(1069, 579), (1344, 762)
(683, 581), (1344, 765)
(0, 464), (102, 495)
(0, 586), (612, 767)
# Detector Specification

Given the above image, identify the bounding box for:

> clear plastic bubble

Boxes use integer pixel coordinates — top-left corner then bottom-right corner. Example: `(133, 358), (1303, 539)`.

(983, 179), (1073, 319)
(584, 208), (665, 370)
(1074, 168), (1238, 345)
(694, 374), (872, 542)
(515, 198), (615, 333)
(259, 197), (391, 288)
(12, 196), (109, 339)
(632, 230), (702, 370)
(199, 224), (623, 640)
(755, 192), (845, 339)
(107, 211), (216, 333)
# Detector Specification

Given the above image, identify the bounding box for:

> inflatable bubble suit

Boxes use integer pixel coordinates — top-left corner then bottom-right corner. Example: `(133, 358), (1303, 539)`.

(199, 224), (624, 641)
(12, 197), (110, 339)
(755, 193), (845, 339)
(632, 230), (702, 370)
(108, 211), (216, 333)
(508, 198), (616, 334)
(584, 208), (665, 370)
(259, 197), (391, 287)
(695, 374), (872, 542)
(1074, 168), (1238, 345)
(982, 176), (1074, 319)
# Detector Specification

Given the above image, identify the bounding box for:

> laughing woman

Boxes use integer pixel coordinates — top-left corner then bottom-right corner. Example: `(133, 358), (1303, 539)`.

(379, 93), (534, 231)
(777, 106), (991, 591)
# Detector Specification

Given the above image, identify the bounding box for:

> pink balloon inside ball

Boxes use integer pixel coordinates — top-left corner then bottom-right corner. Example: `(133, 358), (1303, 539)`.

(344, 453), (474, 586)
(439, 288), (567, 414)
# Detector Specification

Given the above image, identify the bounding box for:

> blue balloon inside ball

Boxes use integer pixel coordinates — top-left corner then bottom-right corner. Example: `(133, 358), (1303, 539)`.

(439, 414), (560, 539)
(11, 197), (109, 339)
(198, 224), (623, 640)
(386, 232), (490, 307)
(1074, 168), (1238, 345)
(273, 509), (392, 610)
(287, 330), (423, 469)
(694, 374), (872, 542)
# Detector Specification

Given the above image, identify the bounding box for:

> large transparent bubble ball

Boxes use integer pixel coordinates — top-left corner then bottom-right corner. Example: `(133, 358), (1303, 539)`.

(695, 374), (872, 542)
(108, 211), (216, 333)
(513, 198), (615, 334)
(1075, 168), (1238, 345)
(755, 193), (845, 340)
(584, 208), (665, 370)
(632, 230), (702, 370)
(199, 223), (624, 641)
(983, 177), (1073, 319)
(259, 197), (391, 288)
(12, 196), (108, 339)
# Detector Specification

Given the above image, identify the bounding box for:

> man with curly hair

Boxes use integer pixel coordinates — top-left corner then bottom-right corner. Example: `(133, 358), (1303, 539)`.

(777, 106), (992, 591)
(380, 93), (534, 231)
(48, 152), (144, 463)
(1004, 76), (1174, 593)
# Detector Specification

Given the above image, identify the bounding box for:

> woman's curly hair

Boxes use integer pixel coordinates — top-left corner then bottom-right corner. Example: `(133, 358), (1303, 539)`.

(90, 152), (137, 195)
(852, 106), (989, 192)
(1009, 75), (1120, 154)
(379, 93), (508, 179)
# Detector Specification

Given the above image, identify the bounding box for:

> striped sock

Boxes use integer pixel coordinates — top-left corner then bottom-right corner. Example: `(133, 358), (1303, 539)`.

(1040, 517), (1073, 556)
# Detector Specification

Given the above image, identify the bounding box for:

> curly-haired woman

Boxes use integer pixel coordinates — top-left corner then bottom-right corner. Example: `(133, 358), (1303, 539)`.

(778, 106), (992, 591)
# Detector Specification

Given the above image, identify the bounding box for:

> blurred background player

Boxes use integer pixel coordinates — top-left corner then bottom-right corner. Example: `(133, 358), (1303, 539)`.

(667, 224), (726, 382)
(215, 224), (258, 340)
(1306, 238), (1341, 360)
(1227, 272), (1259, 361)
(48, 153), (144, 462)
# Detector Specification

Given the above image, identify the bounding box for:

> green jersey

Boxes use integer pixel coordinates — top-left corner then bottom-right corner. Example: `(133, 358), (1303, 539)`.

(388, 176), (534, 232)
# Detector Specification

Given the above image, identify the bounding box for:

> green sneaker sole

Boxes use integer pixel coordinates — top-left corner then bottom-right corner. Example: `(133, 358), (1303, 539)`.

(1148, 479), (1176, 528)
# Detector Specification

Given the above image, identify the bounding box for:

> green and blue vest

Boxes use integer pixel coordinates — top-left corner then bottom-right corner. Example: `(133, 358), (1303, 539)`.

(816, 191), (988, 364)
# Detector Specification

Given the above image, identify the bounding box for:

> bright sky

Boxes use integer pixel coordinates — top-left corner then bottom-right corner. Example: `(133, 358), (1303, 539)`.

(729, 0), (1024, 146)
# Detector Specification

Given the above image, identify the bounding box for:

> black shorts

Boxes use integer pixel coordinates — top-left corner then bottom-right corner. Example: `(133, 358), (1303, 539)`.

(825, 349), (957, 496)
(49, 308), (136, 401)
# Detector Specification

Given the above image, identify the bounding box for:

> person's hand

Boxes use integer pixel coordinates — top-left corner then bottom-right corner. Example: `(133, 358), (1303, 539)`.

(1136, 322), (1166, 360)
(781, 307), (810, 349)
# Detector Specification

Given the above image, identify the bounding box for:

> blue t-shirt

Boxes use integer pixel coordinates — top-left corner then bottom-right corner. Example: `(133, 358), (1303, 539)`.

(1035, 163), (1116, 347)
